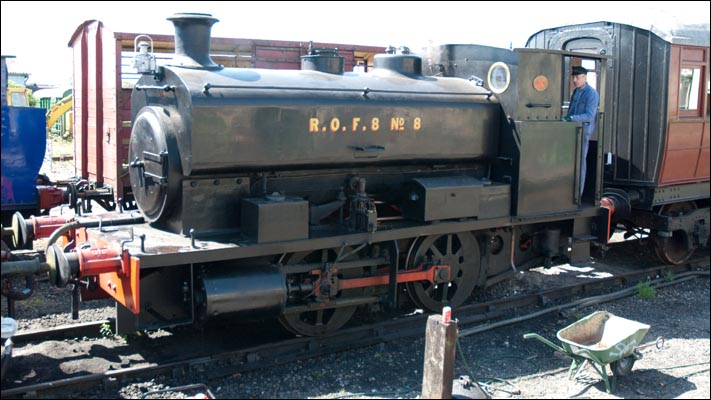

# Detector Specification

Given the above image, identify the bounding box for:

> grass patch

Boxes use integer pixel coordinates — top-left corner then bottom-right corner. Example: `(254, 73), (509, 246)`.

(635, 282), (656, 299)
(664, 271), (675, 282)
(99, 322), (114, 337)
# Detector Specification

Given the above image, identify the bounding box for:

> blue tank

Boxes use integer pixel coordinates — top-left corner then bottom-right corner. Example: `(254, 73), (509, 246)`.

(1, 105), (47, 213)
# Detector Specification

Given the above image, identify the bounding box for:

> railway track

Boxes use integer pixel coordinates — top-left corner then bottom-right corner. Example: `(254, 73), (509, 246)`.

(2, 255), (708, 399)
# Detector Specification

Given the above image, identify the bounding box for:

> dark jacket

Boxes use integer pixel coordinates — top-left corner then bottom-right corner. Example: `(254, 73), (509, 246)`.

(567, 83), (599, 139)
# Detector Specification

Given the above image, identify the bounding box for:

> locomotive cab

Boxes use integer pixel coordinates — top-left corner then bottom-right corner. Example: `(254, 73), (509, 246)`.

(424, 43), (614, 267)
(425, 44), (609, 210)
(527, 21), (710, 265)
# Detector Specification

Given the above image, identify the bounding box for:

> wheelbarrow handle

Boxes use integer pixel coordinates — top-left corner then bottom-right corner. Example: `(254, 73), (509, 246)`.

(523, 333), (565, 353)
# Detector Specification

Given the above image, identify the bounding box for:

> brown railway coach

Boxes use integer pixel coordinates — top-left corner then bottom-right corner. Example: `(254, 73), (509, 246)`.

(68, 19), (385, 210)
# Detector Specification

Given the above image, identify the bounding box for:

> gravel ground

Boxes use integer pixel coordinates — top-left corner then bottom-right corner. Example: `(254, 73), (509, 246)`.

(156, 260), (708, 400)
(2, 238), (709, 399)
(39, 138), (77, 181)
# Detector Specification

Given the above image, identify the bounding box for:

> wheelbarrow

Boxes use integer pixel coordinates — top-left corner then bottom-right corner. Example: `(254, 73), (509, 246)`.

(524, 311), (650, 393)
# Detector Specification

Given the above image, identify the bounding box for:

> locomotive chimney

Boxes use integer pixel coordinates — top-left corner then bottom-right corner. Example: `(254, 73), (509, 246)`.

(167, 12), (221, 69)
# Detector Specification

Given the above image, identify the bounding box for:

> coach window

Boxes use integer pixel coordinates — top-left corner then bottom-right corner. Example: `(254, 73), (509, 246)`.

(679, 66), (703, 117)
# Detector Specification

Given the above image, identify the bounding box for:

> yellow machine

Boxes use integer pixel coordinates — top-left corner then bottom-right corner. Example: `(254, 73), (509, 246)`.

(5, 87), (73, 137)
(46, 94), (73, 134)
(6, 86), (29, 106)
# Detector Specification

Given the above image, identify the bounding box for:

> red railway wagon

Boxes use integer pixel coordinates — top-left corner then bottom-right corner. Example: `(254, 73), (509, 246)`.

(68, 20), (386, 210)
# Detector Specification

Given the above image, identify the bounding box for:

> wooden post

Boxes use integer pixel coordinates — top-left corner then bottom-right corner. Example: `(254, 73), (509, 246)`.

(421, 312), (458, 399)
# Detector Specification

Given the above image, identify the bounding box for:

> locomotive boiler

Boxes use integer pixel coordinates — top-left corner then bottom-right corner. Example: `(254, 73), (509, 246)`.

(129, 13), (501, 235)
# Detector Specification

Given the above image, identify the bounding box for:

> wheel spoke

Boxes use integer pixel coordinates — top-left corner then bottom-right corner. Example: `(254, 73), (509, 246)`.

(430, 246), (444, 260)
(454, 247), (463, 258)
(440, 283), (450, 302)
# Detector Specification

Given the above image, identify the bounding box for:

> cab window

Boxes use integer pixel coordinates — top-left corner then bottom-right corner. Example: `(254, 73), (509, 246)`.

(9, 90), (29, 106)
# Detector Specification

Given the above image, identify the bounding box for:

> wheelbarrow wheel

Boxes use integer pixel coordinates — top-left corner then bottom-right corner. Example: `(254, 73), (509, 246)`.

(611, 355), (636, 376)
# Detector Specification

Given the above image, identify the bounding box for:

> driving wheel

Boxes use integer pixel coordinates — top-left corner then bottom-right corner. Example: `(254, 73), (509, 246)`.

(405, 231), (481, 312)
(278, 247), (364, 336)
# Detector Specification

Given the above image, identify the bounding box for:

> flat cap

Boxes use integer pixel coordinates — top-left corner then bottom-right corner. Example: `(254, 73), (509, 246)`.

(572, 66), (588, 75)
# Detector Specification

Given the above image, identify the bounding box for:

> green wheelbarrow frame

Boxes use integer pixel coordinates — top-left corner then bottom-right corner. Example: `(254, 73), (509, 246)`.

(524, 311), (651, 393)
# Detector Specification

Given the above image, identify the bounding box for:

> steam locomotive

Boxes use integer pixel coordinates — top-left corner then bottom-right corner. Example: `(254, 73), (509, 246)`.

(8, 14), (709, 337)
